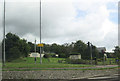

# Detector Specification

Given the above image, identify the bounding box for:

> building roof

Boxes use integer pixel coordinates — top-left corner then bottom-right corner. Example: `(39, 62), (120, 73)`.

(97, 47), (106, 52)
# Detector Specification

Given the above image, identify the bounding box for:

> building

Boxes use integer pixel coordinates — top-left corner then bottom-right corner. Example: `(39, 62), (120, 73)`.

(97, 47), (106, 53)
(69, 54), (81, 60)
(29, 52), (44, 57)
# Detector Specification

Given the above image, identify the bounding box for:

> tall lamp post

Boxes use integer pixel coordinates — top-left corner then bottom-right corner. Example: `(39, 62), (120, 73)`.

(34, 39), (36, 64)
(87, 42), (93, 65)
(40, 0), (42, 64)
(3, 0), (6, 66)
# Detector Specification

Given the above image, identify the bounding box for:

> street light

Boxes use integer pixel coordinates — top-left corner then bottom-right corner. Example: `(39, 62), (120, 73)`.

(34, 39), (36, 64)
(40, 0), (42, 64)
(87, 42), (93, 65)
(3, 0), (6, 66)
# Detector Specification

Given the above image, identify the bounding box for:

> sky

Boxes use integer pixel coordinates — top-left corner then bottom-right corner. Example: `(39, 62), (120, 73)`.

(0, 0), (119, 52)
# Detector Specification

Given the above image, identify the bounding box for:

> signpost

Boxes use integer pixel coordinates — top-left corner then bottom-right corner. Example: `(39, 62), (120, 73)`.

(38, 43), (43, 64)
(37, 44), (44, 47)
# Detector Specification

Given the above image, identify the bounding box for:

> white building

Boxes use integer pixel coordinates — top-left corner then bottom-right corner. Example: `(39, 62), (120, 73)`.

(69, 54), (81, 60)
(29, 52), (44, 57)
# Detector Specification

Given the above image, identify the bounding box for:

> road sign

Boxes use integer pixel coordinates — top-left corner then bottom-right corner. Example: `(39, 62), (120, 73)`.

(37, 44), (44, 47)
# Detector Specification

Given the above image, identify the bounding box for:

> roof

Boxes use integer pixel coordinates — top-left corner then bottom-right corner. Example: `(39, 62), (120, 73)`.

(97, 47), (106, 52)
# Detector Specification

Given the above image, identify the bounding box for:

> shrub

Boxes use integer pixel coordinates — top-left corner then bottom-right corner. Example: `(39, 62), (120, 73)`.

(66, 58), (95, 64)
(59, 53), (67, 58)
(43, 54), (51, 58)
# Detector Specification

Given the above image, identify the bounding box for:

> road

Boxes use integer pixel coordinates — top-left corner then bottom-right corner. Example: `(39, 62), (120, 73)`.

(1, 73), (120, 81)
(2, 65), (119, 80)
(78, 73), (120, 81)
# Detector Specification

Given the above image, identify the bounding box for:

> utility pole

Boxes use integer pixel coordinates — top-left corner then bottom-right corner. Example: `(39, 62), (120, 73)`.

(102, 50), (105, 66)
(87, 42), (93, 65)
(90, 43), (93, 65)
(40, 0), (42, 64)
(103, 54), (105, 65)
(34, 39), (36, 64)
(34, 39), (36, 53)
(3, 0), (6, 66)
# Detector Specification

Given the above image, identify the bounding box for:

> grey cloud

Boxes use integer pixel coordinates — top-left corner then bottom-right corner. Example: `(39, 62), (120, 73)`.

(0, 0), (118, 52)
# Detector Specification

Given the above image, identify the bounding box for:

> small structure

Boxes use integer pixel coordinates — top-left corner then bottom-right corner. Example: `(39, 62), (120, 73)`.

(29, 52), (44, 58)
(69, 54), (81, 60)
(97, 47), (106, 53)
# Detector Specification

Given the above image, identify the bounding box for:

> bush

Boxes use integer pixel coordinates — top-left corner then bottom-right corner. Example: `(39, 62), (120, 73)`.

(43, 54), (51, 58)
(59, 53), (68, 58)
(66, 58), (95, 64)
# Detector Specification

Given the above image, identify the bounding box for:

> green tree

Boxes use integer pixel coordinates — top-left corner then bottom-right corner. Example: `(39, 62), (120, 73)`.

(7, 46), (21, 61)
(18, 39), (30, 57)
(72, 40), (87, 59)
(28, 42), (34, 52)
(3, 32), (30, 61)
(114, 46), (120, 59)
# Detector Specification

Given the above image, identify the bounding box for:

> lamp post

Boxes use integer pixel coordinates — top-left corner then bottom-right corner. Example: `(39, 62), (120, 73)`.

(34, 39), (36, 64)
(90, 43), (93, 65)
(34, 39), (36, 53)
(40, 0), (42, 64)
(3, 0), (6, 66)
(87, 42), (93, 65)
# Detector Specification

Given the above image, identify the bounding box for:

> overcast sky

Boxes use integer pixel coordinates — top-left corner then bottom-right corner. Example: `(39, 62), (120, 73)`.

(0, 0), (119, 52)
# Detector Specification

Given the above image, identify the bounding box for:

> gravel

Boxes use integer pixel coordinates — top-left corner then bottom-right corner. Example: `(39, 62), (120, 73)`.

(2, 69), (118, 79)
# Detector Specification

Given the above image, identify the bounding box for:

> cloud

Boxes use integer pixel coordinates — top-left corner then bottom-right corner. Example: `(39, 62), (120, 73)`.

(0, 0), (118, 51)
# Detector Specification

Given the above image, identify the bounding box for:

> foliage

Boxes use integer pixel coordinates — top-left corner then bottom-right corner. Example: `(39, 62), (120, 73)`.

(113, 46), (120, 59)
(3, 57), (93, 69)
(59, 53), (68, 58)
(7, 46), (21, 61)
(3, 32), (30, 61)
(3, 33), (99, 61)
(66, 58), (93, 64)
(43, 54), (51, 58)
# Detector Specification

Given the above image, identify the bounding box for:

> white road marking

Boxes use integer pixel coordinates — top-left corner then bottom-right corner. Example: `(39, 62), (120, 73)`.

(88, 76), (112, 79)
(88, 74), (119, 79)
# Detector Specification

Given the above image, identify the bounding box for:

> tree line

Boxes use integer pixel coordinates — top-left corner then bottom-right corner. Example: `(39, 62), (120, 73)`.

(3, 32), (119, 61)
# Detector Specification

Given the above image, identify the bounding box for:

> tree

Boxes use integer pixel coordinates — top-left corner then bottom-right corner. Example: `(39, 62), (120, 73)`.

(7, 46), (21, 61)
(72, 40), (87, 59)
(43, 44), (51, 53)
(50, 43), (61, 54)
(91, 45), (99, 59)
(28, 42), (34, 52)
(3, 32), (30, 61)
(18, 39), (30, 57)
(114, 46), (120, 59)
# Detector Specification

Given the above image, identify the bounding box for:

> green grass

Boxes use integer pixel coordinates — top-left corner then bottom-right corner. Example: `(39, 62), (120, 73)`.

(3, 63), (92, 68)
(3, 57), (92, 69)
(11, 57), (65, 64)
(97, 58), (117, 65)
(2, 57), (118, 71)
(3, 65), (118, 71)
